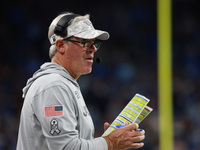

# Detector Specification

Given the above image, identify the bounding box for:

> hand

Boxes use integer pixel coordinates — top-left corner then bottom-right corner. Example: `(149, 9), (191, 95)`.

(104, 123), (145, 150)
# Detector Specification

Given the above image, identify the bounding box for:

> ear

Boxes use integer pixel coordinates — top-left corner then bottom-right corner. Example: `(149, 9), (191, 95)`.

(55, 40), (66, 54)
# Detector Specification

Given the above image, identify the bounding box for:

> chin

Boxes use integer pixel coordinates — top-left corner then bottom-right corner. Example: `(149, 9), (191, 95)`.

(81, 63), (93, 75)
(83, 68), (92, 75)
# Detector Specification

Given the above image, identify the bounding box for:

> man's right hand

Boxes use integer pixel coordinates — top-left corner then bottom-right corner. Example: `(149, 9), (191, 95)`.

(103, 123), (145, 150)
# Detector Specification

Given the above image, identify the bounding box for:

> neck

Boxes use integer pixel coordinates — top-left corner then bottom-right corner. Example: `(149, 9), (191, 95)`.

(51, 56), (80, 80)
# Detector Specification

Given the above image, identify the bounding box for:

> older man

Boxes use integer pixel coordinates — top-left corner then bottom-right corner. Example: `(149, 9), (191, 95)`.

(17, 12), (145, 150)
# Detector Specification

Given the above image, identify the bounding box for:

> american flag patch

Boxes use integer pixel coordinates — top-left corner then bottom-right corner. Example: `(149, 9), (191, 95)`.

(44, 106), (63, 117)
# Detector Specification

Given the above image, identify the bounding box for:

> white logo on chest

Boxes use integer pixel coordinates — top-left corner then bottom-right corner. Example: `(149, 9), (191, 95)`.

(74, 91), (80, 99)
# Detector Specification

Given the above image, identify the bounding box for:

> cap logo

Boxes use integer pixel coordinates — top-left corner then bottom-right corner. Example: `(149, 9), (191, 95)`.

(52, 35), (56, 43)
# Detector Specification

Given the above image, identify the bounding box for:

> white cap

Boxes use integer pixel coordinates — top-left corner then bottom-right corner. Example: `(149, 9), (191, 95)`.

(49, 18), (110, 45)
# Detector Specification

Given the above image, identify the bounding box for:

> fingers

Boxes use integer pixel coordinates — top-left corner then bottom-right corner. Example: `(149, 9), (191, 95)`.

(104, 122), (110, 131)
(126, 123), (139, 131)
(132, 129), (145, 137)
(124, 120), (129, 126)
(116, 123), (144, 137)
(131, 142), (144, 149)
(126, 130), (145, 142)
(130, 135), (145, 143)
(124, 134), (145, 149)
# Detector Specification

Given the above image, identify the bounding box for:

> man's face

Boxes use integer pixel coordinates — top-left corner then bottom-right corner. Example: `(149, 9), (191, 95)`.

(62, 37), (98, 80)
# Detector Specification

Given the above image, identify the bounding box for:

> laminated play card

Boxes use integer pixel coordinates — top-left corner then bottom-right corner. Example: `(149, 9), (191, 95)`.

(102, 93), (153, 137)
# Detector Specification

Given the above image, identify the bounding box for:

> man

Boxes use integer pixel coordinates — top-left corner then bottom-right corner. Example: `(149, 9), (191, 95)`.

(17, 12), (145, 150)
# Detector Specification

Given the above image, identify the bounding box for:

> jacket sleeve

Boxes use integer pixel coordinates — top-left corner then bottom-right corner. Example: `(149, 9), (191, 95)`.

(31, 85), (108, 150)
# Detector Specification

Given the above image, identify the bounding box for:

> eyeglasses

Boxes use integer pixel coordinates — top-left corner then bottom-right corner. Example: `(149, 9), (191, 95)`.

(64, 39), (102, 50)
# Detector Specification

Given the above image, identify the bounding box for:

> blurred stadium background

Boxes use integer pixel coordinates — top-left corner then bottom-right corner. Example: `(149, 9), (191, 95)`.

(0, 0), (200, 149)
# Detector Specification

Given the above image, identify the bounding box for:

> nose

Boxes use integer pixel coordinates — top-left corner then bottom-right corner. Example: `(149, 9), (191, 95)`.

(88, 44), (97, 52)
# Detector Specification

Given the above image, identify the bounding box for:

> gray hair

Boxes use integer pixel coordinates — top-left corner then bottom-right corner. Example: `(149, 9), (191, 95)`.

(48, 12), (90, 59)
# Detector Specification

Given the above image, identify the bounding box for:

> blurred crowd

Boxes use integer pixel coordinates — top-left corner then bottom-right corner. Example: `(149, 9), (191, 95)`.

(0, 0), (200, 149)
